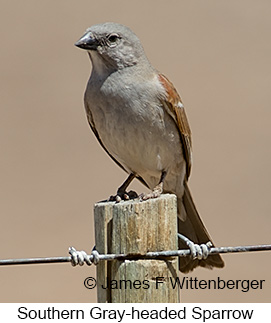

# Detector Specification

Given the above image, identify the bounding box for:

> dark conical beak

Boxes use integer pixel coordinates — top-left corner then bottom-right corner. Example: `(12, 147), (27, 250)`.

(74, 32), (99, 50)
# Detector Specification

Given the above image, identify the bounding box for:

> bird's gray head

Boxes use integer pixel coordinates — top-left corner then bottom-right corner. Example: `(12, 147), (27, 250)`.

(75, 22), (149, 72)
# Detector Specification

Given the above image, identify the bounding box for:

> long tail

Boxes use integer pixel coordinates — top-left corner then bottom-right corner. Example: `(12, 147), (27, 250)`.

(178, 181), (225, 273)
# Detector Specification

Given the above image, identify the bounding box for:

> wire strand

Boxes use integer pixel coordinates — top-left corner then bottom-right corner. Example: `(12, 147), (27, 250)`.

(0, 243), (271, 266)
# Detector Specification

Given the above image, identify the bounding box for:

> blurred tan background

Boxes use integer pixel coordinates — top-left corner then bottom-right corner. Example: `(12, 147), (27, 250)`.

(1, 0), (271, 302)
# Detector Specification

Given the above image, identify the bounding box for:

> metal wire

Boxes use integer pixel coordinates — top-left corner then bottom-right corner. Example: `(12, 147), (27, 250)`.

(0, 243), (271, 266)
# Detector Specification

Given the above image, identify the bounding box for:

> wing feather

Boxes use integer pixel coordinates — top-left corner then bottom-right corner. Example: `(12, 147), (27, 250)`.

(158, 74), (192, 178)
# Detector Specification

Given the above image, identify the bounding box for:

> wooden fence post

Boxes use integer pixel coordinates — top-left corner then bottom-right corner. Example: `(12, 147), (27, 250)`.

(94, 193), (179, 303)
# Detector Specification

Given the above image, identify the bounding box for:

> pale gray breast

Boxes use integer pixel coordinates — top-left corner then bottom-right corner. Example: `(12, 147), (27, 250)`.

(85, 71), (185, 187)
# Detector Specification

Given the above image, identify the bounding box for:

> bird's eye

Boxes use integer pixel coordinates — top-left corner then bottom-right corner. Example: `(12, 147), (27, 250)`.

(107, 33), (120, 44)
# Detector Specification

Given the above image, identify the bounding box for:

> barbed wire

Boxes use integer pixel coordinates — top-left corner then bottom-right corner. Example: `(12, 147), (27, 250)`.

(0, 243), (271, 267)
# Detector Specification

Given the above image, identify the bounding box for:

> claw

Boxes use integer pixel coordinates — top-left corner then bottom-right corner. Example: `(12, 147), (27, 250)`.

(108, 190), (138, 202)
(139, 189), (161, 201)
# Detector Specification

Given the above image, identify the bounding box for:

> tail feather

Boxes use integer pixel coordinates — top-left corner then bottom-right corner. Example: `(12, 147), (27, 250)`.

(178, 181), (224, 273)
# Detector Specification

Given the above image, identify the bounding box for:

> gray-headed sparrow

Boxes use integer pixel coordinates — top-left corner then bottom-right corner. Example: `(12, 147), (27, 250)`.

(75, 22), (224, 272)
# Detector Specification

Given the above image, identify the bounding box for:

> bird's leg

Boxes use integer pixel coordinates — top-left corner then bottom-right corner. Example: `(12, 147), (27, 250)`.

(117, 173), (137, 197)
(109, 173), (138, 202)
(140, 171), (167, 200)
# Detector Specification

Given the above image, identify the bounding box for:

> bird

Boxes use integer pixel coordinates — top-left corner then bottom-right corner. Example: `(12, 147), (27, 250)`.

(75, 22), (224, 273)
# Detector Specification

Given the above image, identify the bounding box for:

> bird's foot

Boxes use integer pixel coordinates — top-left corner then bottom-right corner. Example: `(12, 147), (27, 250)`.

(178, 233), (212, 260)
(139, 190), (161, 201)
(139, 182), (163, 201)
(108, 190), (138, 203)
